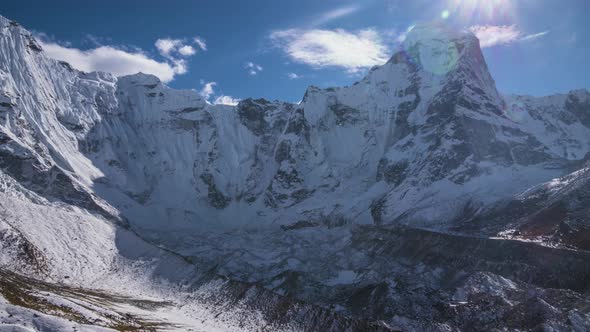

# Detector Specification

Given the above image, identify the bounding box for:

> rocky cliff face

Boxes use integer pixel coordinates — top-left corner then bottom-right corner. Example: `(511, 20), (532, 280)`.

(4, 17), (588, 233)
(1, 15), (590, 331)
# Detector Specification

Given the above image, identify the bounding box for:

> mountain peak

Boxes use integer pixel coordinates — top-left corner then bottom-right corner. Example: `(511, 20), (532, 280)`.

(404, 23), (477, 45)
(399, 23), (480, 76)
(0, 14), (16, 26)
(118, 72), (162, 87)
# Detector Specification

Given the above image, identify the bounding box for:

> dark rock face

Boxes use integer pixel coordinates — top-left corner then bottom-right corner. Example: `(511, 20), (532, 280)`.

(290, 188), (313, 203)
(25, 34), (42, 52)
(376, 159), (408, 186)
(264, 160), (310, 208)
(284, 108), (310, 142)
(329, 104), (363, 126)
(200, 173), (231, 209)
(274, 167), (303, 188)
(274, 140), (291, 163)
(370, 197), (386, 225)
(237, 99), (272, 136)
(280, 220), (320, 231)
(565, 92), (590, 127)
(392, 77), (421, 141)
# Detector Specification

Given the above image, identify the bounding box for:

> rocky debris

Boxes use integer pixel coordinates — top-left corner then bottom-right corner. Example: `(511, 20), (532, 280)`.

(461, 164), (590, 251)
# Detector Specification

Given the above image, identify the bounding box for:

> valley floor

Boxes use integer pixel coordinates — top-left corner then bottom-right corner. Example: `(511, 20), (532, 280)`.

(3, 224), (590, 331)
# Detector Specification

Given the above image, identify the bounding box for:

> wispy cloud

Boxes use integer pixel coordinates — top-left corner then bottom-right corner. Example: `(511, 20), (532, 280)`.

(245, 61), (263, 75)
(214, 95), (240, 106)
(469, 25), (549, 48)
(312, 5), (360, 26)
(199, 81), (217, 100)
(469, 25), (521, 48)
(82, 34), (112, 47)
(287, 72), (301, 79)
(193, 37), (207, 51)
(269, 28), (389, 73)
(521, 30), (550, 41)
(199, 81), (240, 106)
(395, 25), (415, 43)
(155, 37), (207, 57)
(151, 36), (207, 77)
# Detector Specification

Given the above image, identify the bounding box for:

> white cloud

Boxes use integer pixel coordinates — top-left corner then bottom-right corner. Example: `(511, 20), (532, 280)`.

(396, 25), (415, 43)
(198, 81), (240, 106)
(155, 38), (182, 56)
(199, 81), (217, 100)
(312, 5), (360, 26)
(270, 28), (389, 73)
(245, 61), (263, 75)
(469, 25), (521, 48)
(37, 32), (210, 83)
(469, 25), (549, 48)
(214, 95), (241, 106)
(155, 37), (206, 58)
(194, 37), (207, 51)
(39, 41), (183, 82)
(178, 45), (196, 56)
(521, 30), (550, 41)
(287, 72), (301, 79)
(150, 36), (209, 79)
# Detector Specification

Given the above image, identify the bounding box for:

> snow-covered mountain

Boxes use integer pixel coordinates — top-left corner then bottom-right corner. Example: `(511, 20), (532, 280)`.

(76, 24), (590, 233)
(1, 15), (590, 331)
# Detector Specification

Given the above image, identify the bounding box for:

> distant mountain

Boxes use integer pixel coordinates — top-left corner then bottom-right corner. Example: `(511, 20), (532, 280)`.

(1, 15), (590, 331)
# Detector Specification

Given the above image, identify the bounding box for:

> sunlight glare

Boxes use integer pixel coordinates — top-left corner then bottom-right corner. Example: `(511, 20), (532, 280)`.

(448, 0), (514, 22)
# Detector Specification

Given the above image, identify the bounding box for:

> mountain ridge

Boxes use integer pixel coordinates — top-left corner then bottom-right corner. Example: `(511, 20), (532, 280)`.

(3, 9), (590, 254)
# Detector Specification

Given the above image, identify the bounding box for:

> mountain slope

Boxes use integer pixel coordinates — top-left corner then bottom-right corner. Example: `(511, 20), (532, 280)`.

(4, 16), (588, 235)
(459, 161), (590, 250)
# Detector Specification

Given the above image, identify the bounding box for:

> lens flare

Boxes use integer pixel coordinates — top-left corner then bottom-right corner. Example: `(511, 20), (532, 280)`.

(447, 0), (514, 22)
(441, 10), (450, 19)
(402, 25), (459, 76)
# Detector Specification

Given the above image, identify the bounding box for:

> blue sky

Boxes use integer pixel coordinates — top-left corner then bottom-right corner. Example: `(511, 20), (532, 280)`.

(3, 0), (589, 104)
